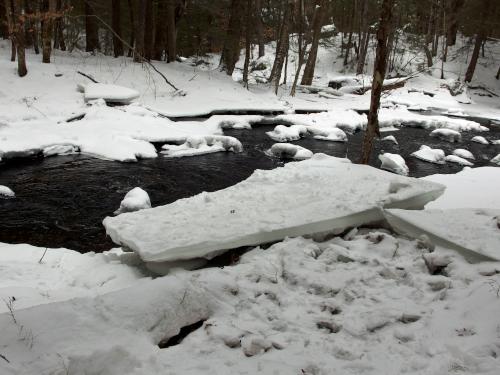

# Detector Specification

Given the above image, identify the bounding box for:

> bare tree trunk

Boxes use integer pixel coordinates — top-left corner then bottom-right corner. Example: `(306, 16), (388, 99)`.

(446, 0), (464, 47)
(464, 0), (491, 82)
(496, 65), (500, 80)
(111, 0), (124, 57)
(301, 0), (324, 86)
(133, 0), (146, 62)
(242, 0), (252, 87)
(356, 0), (369, 75)
(166, 0), (176, 62)
(220, 0), (243, 75)
(85, 0), (98, 53)
(5, 0), (28, 76)
(127, 0), (135, 57)
(144, 0), (153, 60)
(41, 0), (55, 63)
(53, 0), (65, 50)
(154, 0), (166, 60)
(270, 0), (292, 93)
(360, 0), (394, 165)
(254, 0), (265, 57)
(0, 0), (8, 38)
(290, 0), (305, 96)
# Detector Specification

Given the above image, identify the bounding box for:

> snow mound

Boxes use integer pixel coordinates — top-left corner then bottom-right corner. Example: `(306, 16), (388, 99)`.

(43, 144), (79, 157)
(103, 155), (444, 264)
(82, 83), (140, 103)
(208, 115), (264, 130)
(411, 145), (445, 164)
(162, 135), (243, 158)
(115, 187), (151, 215)
(422, 167), (500, 209)
(472, 136), (489, 145)
(430, 128), (462, 143)
(0, 185), (15, 198)
(445, 155), (473, 166)
(453, 148), (474, 160)
(491, 154), (500, 165)
(309, 127), (347, 142)
(385, 208), (500, 261)
(378, 153), (409, 176)
(267, 143), (313, 160)
(492, 139), (500, 145)
(266, 125), (308, 142)
(381, 135), (398, 145)
(275, 110), (367, 133)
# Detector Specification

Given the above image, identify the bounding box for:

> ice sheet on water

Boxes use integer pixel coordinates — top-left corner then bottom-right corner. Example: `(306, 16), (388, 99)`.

(83, 83), (140, 103)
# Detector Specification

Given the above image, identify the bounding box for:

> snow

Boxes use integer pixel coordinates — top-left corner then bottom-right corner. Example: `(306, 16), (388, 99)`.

(411, 145), (446, 164)
(103, 155), (444, 265)
(492, 140), (500, 145)
(267, 143), (313, 160)
(266, 125), (308, 142)
(491, 154), (500, 165)
(82, 83), (140, 104)
(2, 233), (500, 374)
(161, 135), (243, 158)
(453, 148), (475, 160)
(381, 135), (398, 145)
(430, 128), (462, 143)
(472, 136), (489, 145)
(445, 155), (474, 166)
(115, 187), (151, 215)
(0, 185), (15, 198)
(378, 153), (409, 176)
(384, 208), (500, 261)
(275, 110), (367, 134)
(422, 167), (500, 209)
(310, 127), (348, 142)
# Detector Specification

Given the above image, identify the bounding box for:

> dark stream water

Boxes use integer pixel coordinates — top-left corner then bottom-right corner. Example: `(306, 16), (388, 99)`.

(0, 118), (498, 252)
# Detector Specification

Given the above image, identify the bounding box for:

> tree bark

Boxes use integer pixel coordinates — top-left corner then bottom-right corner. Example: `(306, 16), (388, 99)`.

(270, 0), (292, 93)
(85, 0), (99, 53)
(53, 0), (65, 50)
(0, 0), (8, 38)
(242, 0), (252, 87)
(360, 0), (394, 165)
(301, 0), (324, 86)
(496, 65), (500, 80)
(111, 0), (123, 57)
(446, 0), (464, 47)
(290, 0), (305, 96)
(41, 0), (55, 63)
(154, 0), (167, 60)
(127, 0), (135, 57)
(254, 0), (265, 57)
(5, 0), (28, 76)
(356, 0), (369, 75)
(464, 0), (491, 82)
(144, 0), (153, 60)
(133, 0), (147, 62)
(220, 0), (243, 75)
(166, 0), (176, 62)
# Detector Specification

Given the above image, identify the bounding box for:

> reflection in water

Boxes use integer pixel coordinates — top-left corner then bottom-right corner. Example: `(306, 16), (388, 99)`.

(0, 121), (498, 252)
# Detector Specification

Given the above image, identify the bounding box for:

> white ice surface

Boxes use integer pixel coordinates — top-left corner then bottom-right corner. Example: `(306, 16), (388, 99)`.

(161, 135), (243, 158)
(422, 167), (500, 209)
(0, 185), (15, 198)
(411, 145), (445, 164)
(384, 208), (500, 261)
(83, 83), (140, 103)
(103, 155), (444, 263)
(381, 135), (398, 144)
(115, 187), (151, 215)
(378, 153), (409, 176)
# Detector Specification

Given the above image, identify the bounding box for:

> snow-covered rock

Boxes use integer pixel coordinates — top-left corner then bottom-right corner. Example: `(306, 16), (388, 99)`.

(266, 125), (308, 142)
(103, 155), (444, 265)
(385, 208), (500, 261)
(422, 167), (500, 209)
(267, 143), (313, 160)
(444, 155), (473, 166)
(309, 127), (347, 142)
(0, 185), (15, 198)
(411, 145), (445, 164)
(82, 83), (140, 104)
(492, 139), (500, 145)
(162, 135), (243, 158)
(381, 135), (398, 145)
(491, 154), (500, 165)
(429, 128), (462, 143)
(378, 153), (409, 176)
(43, 144), (79, 157)
(472, 136), (489, 145)
(114, 187), (151, 215)
(452, 148), (474, 160)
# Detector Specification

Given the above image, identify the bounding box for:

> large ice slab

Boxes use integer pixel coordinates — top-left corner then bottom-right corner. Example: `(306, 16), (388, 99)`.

(384, 208), (500, 262)
(103, 155), (444, 263)
(82, 83), (140, 103)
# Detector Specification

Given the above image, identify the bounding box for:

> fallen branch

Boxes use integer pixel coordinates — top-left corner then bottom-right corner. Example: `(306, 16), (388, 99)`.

(77, 71), (98, 83)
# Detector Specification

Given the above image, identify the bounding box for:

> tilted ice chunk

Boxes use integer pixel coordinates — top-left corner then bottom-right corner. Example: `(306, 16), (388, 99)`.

(381, 135), (398, 145)
(266, 125), (308, 142)
(114, 187), (151, 215)
(0, 185), (15, 198)
(491, 154), (500, 165)
(384, 208), (500, 262)
(43, 144), (79, 157)
(378, 153), (409, 176)
(162, 135), (243, 158)
(103, 155), (444, 263)
(309, 127), (347, 142)
(452, 148), (474, 160)
(422, 167), (500, 209)
(445, 155), (473, 166)
(492, 139), (500, 145)
(83, 83), (140, 103)
(471, 136), (489, 145)
(267, 143), (313, 160)
(411, 145), (445, 164)
(430, 128), (461, 143)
